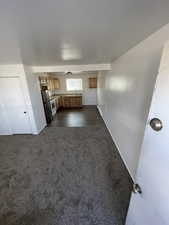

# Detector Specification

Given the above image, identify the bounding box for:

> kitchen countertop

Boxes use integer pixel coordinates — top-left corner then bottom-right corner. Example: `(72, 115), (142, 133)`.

(60, 95), (82, 97)
(49, 95), (82, 102)
(50, 94), (82, 100)
(49, 96), (60, 101)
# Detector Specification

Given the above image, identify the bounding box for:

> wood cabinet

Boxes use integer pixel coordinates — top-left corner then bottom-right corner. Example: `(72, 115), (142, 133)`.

(53, 78), (60, 89)
(61, 96), (82, 108)
(58, 96), (63, 108)
(89, 77), (97, 88)
(39, 76), (48, 85)
(47, 76), (54, 90)
(39, 75), (60, 91)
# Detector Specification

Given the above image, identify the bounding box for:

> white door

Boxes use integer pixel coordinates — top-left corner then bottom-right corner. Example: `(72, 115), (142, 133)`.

(0, 77), (32, 134)
(126, 69), (169, 224)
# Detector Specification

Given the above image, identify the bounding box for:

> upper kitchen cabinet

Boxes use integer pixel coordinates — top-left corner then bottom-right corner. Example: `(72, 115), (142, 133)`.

(39, 76), (48, 86)
(89, 77), (97, 88)
(39, 75), (60, 91)
(47, 76), (54, 90)
(53, 78), (60, 90)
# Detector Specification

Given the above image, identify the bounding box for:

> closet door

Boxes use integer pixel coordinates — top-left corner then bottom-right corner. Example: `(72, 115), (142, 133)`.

(0, 77), (32, 134)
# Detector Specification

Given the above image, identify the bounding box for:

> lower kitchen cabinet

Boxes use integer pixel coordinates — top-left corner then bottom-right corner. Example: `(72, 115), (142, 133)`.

(61, 96), (82, 108)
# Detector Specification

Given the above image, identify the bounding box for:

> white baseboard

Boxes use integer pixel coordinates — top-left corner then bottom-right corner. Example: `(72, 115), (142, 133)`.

(97, 105), (134, 182)
(33, 123), (47, 135)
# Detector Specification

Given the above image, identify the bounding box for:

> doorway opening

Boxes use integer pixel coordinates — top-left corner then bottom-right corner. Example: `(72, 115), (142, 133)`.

(38, 71), (98, 127)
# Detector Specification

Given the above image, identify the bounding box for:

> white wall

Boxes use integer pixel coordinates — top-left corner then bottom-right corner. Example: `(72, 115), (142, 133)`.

(24, 66), (46, 134)
(97, 23), (169, 179)
(40, 72), (98, 105)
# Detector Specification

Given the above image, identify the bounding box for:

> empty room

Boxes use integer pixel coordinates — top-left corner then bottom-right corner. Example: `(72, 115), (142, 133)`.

(0, 1), (169, 225)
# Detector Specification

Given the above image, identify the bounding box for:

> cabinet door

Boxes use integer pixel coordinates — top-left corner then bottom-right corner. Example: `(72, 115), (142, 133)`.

(58, 96), (63, 107)
(47, 77), (51, 90)
(51, 78), (55, 90)
(89, 77), (97, 88)
(63, 97), (71, 108)
(48, 77), (55, 90)
(54, 78), (60, 89)
(70, 96), (82, 107)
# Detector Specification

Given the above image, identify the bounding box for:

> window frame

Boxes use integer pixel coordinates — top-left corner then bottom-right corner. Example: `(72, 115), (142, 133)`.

(66, 78), (83, 91)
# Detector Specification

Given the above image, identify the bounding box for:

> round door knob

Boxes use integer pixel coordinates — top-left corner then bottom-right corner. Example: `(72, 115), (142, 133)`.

(24, 111), (27, 114)
(150, 118), (163, 131)
(133, 183), (142, 194)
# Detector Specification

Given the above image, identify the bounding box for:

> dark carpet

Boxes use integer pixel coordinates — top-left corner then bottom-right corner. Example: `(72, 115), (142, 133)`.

(0, 107), (132, 225)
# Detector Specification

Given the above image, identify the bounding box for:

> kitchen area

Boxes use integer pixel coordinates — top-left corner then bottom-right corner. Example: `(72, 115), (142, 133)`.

(39, 72), (98, 126)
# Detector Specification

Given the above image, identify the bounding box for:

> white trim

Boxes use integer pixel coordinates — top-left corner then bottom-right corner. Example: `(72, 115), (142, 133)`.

(0, 64), (25, 76)
(32, 124), (46, 135)
(31, 64), (111, 73)
(97, 105), (134, 182)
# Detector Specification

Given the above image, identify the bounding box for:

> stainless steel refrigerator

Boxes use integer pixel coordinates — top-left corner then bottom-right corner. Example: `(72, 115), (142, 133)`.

(41, 90), (53, 124)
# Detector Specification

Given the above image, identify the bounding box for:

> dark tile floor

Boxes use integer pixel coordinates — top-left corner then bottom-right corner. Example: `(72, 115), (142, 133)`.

(0, 106), (132, 225)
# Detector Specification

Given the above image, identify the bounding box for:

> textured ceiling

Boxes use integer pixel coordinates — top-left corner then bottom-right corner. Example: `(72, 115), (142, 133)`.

(1, 0), (169, 66)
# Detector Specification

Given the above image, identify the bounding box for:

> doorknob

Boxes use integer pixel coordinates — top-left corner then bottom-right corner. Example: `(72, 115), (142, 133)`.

(150, 118), (163, 131)
(132, 183), (142, 194)
(24, 111), (27, 114)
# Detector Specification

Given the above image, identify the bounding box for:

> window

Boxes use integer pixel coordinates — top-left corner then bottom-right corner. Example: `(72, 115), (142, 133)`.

(66, 78), (83, 91)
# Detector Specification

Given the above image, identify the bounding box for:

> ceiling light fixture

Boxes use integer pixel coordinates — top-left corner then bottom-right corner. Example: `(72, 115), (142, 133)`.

(65, 71), (73, 75)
